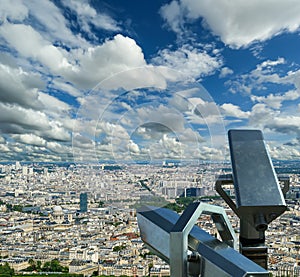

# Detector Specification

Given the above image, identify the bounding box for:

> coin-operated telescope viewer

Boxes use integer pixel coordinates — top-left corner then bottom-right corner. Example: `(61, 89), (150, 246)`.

(216, 129), (289, 269)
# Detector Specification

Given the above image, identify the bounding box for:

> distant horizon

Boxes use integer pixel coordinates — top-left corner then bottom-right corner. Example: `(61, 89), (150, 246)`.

(1, 159), (300, 165)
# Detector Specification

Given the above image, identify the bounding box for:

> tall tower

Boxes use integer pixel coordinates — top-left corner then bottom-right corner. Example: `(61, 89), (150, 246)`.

(80, 192), (88, 213)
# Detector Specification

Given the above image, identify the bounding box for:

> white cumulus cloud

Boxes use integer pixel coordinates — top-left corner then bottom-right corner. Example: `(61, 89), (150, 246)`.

(0, 23), (72, 72)
(62, 0), (120, 34)
(153, 44), (222, 81)
(0, 0), (28, 22)
(221, 103), (250, 119)
(12, 134), (46, 147)
(160, 0), (300, 48)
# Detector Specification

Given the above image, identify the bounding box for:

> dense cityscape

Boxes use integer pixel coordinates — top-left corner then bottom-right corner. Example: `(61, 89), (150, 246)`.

(0, 161), (299, 276)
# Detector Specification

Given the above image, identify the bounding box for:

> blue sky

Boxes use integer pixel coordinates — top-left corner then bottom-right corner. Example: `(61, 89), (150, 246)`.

(1, 0), (300, 163)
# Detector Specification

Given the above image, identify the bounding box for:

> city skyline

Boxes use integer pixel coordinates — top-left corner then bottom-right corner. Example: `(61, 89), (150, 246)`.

(1, 1), (300, 162)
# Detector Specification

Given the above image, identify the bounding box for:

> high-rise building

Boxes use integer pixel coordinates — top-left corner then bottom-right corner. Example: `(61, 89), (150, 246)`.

(80, 192), (88, 213)
(180, 187), (205, 198)
(22, 166), (28, 175)
(15, 161), (21, 170)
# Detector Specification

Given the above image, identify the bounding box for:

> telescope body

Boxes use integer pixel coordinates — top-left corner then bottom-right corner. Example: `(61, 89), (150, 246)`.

(216, 129), (288, 269)
(228, 129), (286, 228)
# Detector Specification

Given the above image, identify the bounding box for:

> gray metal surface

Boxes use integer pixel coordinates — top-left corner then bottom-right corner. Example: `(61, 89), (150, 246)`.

(214, 129), (289, 269)
(169, 202), (237, 277)
(137, 205), (269, 276)
(228, 129), (287, 225)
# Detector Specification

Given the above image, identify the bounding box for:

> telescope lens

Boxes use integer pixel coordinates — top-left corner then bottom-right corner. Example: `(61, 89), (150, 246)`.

(254, 214), (268, 232)
(256, 223), (268, 232)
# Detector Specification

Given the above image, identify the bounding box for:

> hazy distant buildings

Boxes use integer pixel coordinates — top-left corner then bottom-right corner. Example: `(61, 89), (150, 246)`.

(180, 187), (205, 197)
(161, 187), (183, 198)
(80, 192), (88, 213)
(161, 187), (205, 198)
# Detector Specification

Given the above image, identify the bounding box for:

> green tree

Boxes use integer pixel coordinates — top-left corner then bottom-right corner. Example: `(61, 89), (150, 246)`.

(98, 201), (104, 208)
(41, 261), (51, 272)
(113, 245), (126, 252)
(148, 262), (153, 274)
(0, 262), (14, 276)
(12, 205), (23, 212)
(23, 258), (37, 272)
(41, 259), (68, 273)
(36, 260), (42, 271)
